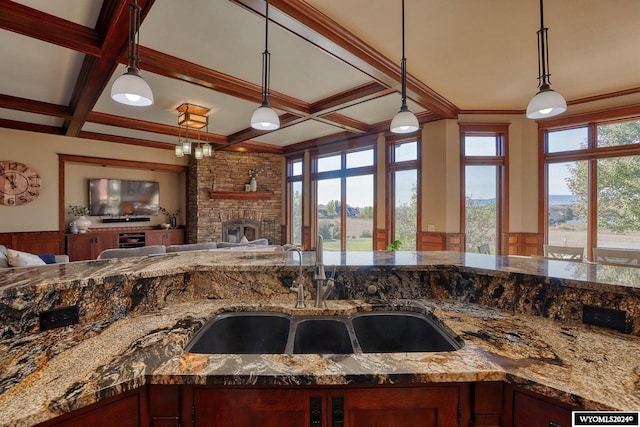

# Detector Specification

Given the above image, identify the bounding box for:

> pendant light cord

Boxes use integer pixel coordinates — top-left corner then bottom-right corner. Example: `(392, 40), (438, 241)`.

(128, 0), (142, 70)
(261, 0), (272, 106)
(400, 0), (408, 111)
(536, 0), (551, 89)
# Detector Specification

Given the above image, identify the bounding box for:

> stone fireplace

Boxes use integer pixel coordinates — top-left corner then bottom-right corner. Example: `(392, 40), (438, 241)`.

(187, 152), (283, 245)
(222, 219), (261, 242)
(220, 209), (263, 242)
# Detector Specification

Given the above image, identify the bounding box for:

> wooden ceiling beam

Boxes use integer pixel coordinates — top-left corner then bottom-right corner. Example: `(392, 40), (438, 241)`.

(0, 94), (72, 119)
(138, 47), (310, 116)
(226, 113), (306, 145)
(65, 0), (155, 137)
(0, 118), (64, 136)
(310, 81), (392, 115)
(78, 131), (177, 151)
(0, 1), (102, 56)
(87, 111), (228, 145)
(231, 0), (459, 118)
(315, 113), (370, 134)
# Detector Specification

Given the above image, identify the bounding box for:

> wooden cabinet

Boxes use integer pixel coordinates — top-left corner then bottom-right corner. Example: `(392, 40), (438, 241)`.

(146, 229), (184, 246)
(503, 386), (575, 427)
(192, 388), (314, 427)
(330, 386), (459, 427)
(186, 385), (461, 427)
(66, 229), (185, 261)
(66, 232), (118, 261)
(36, 390), (141, 427)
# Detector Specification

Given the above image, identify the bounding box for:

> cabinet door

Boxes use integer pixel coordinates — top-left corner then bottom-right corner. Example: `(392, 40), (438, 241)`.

(146, 230), (166, 246)
(45, 393), (139, 427)
(332, 386), (459, 427)
(67, 234), (94, 261)
(67, 233), (118, 261)
(164, 229), (184, 246)
(512, 391), (572, 427)
(192, 388), (317, 427)
(91, 234), (118, 259)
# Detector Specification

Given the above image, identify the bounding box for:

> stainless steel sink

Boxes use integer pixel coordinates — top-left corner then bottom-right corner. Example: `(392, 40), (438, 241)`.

(185, 309), (461, 355)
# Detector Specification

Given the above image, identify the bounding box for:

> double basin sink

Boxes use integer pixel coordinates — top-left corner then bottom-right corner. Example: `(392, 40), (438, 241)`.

(185, 310), (461, 354)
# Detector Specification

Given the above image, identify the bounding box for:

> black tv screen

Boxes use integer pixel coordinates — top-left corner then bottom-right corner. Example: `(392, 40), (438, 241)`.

(89, 179), (159, 216)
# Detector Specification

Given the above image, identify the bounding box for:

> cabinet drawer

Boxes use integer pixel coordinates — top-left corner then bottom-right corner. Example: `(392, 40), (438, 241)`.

(513, 391), (572, 427)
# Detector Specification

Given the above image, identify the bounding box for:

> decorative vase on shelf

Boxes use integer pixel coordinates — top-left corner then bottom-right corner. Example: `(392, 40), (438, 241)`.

(250, 177), (257, 192)
(69, 221), (79, 234)
(170, 216), (177, 229)
(76, 215), (91, 233)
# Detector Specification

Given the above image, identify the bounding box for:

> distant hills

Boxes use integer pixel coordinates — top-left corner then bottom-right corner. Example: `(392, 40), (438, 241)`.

(548, 194), (577, 205)
(467, 195), (577, 206)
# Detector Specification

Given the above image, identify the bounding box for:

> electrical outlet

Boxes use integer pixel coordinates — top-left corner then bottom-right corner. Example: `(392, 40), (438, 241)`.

(39, 305), (80, 331)
(582, 305), (627, 333)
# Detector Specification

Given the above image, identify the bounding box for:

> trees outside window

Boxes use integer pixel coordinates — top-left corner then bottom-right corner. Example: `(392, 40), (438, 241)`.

(547, 119), (640, 253)
(313, 149), (375, 251)
(460, 126), (507, 254)
(286, 159), (303, 245)
(389, 140), (419, 250)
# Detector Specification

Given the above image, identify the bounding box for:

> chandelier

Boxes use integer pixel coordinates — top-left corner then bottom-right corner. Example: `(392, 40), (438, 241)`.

(174, 103), (212, 159)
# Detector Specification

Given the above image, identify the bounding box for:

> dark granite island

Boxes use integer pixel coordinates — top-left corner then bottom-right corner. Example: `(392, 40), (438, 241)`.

(1, 251), (640, 426)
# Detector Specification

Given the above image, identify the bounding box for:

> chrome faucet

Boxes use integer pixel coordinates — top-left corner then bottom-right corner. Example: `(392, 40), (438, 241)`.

(284, 245), (305, 308)
(314, 235), (335, 308)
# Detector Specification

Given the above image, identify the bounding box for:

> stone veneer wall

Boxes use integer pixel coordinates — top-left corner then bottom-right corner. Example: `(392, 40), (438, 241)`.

(187, 152), (284, 244)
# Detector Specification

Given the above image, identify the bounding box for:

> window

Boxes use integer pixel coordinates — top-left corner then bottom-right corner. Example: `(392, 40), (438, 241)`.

(313, 148), (375, 251)
(389, 140), (418, 250)
(460, 125), (508, 254)
(543, 117), (640, 257)
(287, 159), (303, 245)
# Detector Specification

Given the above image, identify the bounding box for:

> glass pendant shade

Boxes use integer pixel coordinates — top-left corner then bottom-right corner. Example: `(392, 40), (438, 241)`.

(390, 108), (419, 134)
(526, 86), (567, 119)
(182, 140), (192, 155)
(194, 146), (203, 160)
(175, 145), (184, 157)
(111, 67), (153, 106)
(202, 143), (212, 157)
(251, 104), (280, 130)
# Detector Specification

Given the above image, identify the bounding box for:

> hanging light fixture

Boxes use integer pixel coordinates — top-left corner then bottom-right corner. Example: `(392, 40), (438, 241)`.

(175, 103), (212, 159)
(111, 0), (153, 106)
(390, 0), (419, 134)
(526, 0), (566, 119)
(250, 0), (280, 131)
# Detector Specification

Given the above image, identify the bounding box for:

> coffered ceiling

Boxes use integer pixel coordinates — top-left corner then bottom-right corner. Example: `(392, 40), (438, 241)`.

(1, 0), (639, 154)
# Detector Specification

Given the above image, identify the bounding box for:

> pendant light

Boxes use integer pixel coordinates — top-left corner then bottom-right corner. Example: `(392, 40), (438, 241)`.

(111, 0), (154, 107)
(175, 103), (212, 159)
(390, 0), (419, 134)
(526, 0), (566, 119)
(250, 0), (280, 130)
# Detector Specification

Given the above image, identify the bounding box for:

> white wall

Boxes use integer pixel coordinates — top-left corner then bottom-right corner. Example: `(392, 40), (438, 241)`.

(0, 128), (187, 233)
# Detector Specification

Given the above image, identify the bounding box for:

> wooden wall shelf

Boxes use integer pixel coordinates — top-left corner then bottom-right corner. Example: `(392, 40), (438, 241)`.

(209, 191), (272, 200)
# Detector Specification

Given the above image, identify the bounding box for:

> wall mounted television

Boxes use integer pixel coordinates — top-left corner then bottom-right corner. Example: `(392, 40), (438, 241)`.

(89, 179), (159, 217)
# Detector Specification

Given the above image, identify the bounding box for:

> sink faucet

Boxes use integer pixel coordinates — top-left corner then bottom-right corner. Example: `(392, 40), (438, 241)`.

(284, 245), (305, 308)
(314, 235), (334, 308)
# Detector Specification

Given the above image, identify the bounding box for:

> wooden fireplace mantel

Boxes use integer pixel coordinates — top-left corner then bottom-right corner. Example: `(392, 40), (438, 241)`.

(209, 191), (272, 200)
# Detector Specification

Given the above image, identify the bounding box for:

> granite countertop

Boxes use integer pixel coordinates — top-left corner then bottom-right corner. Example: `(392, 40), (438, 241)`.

(1, 297), (640, 426)
(2, 250), (640, 426)
(2, 250), (640, 296)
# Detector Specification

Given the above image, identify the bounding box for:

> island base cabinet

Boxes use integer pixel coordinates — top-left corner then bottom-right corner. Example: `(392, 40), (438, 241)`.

(187, 385), (462, 427)
(35, 390), (142, 427)
(503, 385), (575, 427)
(192, 388), (314, 427)
(329, 386), (460, 427)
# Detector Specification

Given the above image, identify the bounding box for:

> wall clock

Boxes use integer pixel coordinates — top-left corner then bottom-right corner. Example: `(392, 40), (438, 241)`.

(0, 161), (41, 206)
